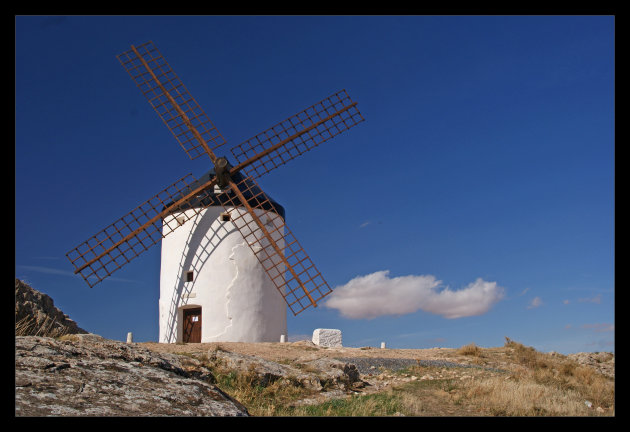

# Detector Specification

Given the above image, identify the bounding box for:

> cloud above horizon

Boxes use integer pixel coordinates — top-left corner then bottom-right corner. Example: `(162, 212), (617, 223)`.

(16, 265), (139, 284)
(527, 296), (543, 309)
(323, 270), (505, 320)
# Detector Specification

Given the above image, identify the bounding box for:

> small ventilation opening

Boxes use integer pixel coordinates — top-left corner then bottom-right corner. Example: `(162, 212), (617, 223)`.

(221, 212), (231, 222)
(185, 270), (194, 282)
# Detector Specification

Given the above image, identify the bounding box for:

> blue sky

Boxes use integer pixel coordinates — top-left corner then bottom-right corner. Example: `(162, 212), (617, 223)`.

(15, 15), (614, 354)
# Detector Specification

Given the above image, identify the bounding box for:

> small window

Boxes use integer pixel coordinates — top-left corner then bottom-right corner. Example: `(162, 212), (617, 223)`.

(221, 212), (231, 222)
(185, 270), (194, 282)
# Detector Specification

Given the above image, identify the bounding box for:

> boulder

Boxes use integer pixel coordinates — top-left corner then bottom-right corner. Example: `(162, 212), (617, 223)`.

(299, 357), (362, 389)
(15, 335), (249, 416)
(312, 328), (342, 348)
(207, 348), (363, 392)
(208, 348), (323, 391)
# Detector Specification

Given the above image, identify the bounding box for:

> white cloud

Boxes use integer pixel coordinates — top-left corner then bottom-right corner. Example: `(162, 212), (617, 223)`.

(578, 294), (602, 304)
(17, 265), (139, 283)
(527, 296), (543, 309)
(18, 265), (77, 276)
(323, 270), (504, 320)
(582, 323), (614, 333)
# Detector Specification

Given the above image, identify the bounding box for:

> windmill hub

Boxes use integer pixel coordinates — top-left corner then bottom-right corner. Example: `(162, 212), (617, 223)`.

(214, 156), (233, 189)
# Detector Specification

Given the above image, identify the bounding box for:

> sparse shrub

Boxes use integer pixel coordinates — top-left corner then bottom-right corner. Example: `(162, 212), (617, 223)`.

(559, 361), (577, 377)
(15, 314), (70, 338)
(201, 357), (316, 416)
(571, 365), (596, 384)
(282, 392), (405, 417)
(504, 337), (551, 369)
(457, 343), (481, 356)
(57, 334), (80, 342)
(465, 337), (617, 415)
(504, 336), (517, 347)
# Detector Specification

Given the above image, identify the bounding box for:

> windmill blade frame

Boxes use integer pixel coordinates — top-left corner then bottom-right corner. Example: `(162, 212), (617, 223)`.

(230, 89), (364, 180)
(217, 175), (333, 315)
(67, 41), (364, 318)
(117, 41), (225, 161)
(66, 173), (217, 287)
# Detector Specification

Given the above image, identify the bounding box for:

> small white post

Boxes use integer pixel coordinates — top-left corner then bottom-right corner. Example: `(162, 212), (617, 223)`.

(280, 334), (286, 343)
(381, 341), (386, 349)
(127, 332), (133, 343)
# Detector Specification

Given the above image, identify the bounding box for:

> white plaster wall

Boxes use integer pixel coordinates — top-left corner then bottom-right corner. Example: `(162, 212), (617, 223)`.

(159, 205), (287, 343)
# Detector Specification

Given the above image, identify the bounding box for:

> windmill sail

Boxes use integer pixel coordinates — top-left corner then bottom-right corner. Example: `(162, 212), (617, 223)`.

(68, 41), (364, 319)
(217, 175), (333, 315)
(66, 174), (215, 287)
(230, 89), (364, 179)
(117, 41), (226, 160)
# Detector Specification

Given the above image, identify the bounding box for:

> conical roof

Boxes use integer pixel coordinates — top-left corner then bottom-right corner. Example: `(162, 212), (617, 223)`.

(164, 169), (285, 219)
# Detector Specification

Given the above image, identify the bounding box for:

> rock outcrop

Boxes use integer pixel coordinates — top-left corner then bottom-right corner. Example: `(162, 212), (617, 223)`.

(567, 351), (615, 379)
(15, 334), (249, 416)
(299, 357), (361, 389)
(15, 279), (88, 336)
(208, 348), (363, 392)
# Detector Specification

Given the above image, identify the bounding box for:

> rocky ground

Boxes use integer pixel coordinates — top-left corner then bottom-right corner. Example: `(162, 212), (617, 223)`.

(15, 334), (615, 416)
(14, 334), (504, 415)
(14, 280), (614, 416)
(15, 334), (248, 416)
(141, 339), (615, 409)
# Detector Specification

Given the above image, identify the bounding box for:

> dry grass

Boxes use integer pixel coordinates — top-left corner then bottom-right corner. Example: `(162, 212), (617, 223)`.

(167, 337), (614, 416)
(457, 343), (481, 356)
(453, 338), (615, 416)
(201, 353), (317, 416)
(463, 376), (586, 416)
(15, 315), (70, 338)
(201, 348), (404, 416)
(279, 391), (404, 417)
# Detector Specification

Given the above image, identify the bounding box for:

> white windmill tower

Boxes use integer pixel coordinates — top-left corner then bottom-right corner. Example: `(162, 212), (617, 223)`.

(65, 41), (364, 343)
(158, 170), (287, 343)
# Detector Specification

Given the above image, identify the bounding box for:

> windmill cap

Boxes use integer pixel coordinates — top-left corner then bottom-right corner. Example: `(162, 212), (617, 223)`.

(163, 169), (286, 220)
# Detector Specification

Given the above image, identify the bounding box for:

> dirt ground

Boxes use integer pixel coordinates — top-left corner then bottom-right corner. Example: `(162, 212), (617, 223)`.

(139, 340), (517, 379)
(141, 340), (465, 363)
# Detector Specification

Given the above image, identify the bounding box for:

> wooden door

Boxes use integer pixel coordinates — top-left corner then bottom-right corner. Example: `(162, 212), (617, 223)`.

(183, 307), (202, 343)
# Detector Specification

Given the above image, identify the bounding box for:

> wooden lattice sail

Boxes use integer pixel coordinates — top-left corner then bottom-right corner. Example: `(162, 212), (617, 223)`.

(67, 41), (365, 316)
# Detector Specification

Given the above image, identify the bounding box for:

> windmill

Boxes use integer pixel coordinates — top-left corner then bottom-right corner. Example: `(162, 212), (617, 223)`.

(66, 41), (364, 343)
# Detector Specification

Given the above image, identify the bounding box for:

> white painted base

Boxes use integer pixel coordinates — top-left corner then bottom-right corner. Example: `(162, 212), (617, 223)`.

(159, 206), (287, 343)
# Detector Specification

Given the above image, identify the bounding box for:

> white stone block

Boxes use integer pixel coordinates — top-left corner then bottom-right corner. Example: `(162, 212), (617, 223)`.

(312, 328), (342, 347)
